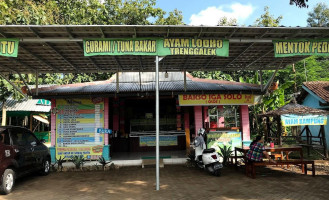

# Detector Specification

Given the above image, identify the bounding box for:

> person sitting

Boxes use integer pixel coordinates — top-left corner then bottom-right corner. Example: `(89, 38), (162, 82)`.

(246, 135), (276, 163)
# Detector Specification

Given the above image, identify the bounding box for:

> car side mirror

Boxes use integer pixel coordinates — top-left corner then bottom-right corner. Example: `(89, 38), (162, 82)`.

(39, 139), (46, 144)
(31, 141), (37, 147)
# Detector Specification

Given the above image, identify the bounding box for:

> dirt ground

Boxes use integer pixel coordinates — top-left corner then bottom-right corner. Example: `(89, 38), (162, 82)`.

(1, 163), (329, 200)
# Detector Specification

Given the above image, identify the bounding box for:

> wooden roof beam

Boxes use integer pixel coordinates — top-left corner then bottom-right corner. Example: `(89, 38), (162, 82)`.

(244, 49), (273, 69)
(99, 27), (105, 38)
(19, 46), (59, 71)
(113, 56), (123, 70)
(0, 30), (59, 72)
(9, 58), (36, 71)
(30, 27), (79, 71)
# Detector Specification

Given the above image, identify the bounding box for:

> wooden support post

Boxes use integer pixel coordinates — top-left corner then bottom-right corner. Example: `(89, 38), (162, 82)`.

(184, 109), (190, 153)
(277, 116), (282, 145)
(320, 125), (328, 158)
(1, 105), (6, 126)
(266, 117), (270, 142)
(30, 113), (33, 131)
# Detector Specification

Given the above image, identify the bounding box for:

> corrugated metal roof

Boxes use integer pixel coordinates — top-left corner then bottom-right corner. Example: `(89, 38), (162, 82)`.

(0, 25), (326, 74)
(0, 98), (51, 112)
(34, 72), (261, 98)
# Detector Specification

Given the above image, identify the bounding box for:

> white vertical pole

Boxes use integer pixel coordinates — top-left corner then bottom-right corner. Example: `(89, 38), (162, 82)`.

(155, 56), (160, 191)
(36, 69), (39, 96)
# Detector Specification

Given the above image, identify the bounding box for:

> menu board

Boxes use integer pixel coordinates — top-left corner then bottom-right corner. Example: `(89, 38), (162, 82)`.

(207, 131), (242, 151)
(55, 98), (104, 159)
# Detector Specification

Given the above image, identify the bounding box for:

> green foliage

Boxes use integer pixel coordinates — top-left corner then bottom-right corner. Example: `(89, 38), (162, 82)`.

(0, 0), (183, 25)
(217, 146), (233, 166)
(98, 156), (112, 171)
(71, 155), (85, 170)
(0, 80), (12, 104)
(189, 71), (233, 81)
(290, 0), (309, 8)
(56, 156), (66, 172)
(0, 0), (59, 25)
(186, 151), (197, 168)
(217, 16), (237, 26)
(254, 6), (283, 27)
(307, 3), (329, 27)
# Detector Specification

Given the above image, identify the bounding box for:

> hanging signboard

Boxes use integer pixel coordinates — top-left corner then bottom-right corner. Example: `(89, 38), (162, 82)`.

(178, 94), (255, 106)
(0, 38), (19, 57)
(207, 131), (242, 150)
(55, 98), (104, 160)
(273, 39), (329, 57)
(83, 38), (229, 57)
(140, 135), (178, 147)
(281, 114), (327, 126)
(37, 99), (51, 105)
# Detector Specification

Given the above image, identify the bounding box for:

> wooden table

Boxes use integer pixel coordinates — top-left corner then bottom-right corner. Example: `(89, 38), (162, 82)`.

(234, 146), (304, 168)
(234, 146), (309, 178)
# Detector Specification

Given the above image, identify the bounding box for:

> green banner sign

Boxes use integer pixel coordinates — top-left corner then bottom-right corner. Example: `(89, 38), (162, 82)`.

(274, 39), (329, 57)
(0, 38), (19, 57)
(83, 38), (229, 57)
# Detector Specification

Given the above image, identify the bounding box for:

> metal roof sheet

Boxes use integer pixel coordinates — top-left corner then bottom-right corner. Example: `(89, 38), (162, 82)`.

(34, 72), (261, 98)
(0, 25), (327, 74)
(0, 98), (51, 112)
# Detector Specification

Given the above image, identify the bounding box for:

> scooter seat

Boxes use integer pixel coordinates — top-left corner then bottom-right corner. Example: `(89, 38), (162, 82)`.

(203, 148), (216, 153)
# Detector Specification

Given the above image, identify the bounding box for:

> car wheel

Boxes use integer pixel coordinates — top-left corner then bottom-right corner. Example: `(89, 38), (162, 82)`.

(39, 159), (50, 176)
(0, 169), (15, 195)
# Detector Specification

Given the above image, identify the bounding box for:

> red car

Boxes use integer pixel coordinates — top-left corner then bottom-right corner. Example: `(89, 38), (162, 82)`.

(0, 126), (51, 194)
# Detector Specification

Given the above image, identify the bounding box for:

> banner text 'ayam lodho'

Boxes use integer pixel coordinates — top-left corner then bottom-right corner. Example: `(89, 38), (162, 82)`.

(274, 39), (329, 57)
(0, 38), (19, 57)
(178, 94), (255, 106)
(83, 38), (229, 56)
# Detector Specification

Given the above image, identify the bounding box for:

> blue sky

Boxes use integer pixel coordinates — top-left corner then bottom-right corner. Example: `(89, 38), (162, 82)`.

(156, 0), (327, 26)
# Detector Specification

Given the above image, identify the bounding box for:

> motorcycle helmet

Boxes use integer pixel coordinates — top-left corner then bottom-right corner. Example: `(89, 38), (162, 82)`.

(198, 128), (205, 136)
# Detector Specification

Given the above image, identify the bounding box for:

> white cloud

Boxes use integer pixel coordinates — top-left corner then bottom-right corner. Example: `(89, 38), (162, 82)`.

(189, 3), (254, 26)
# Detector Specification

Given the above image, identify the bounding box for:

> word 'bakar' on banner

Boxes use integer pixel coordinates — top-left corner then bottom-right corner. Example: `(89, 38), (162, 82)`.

(83, 38), (229, 57)
(273, 39), (329, 57)
(0, 39), (19, 57)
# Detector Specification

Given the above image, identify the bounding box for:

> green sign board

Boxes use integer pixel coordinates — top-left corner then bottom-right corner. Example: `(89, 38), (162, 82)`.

(83, 38), (229, 57)
(139, 136), (178, 147)
(281, 114), (327, 126)
(206, 131), (242, 150)
(274, 39), (329, 57)
(37, 99), (51, 105)
(0, 38), (19, 57)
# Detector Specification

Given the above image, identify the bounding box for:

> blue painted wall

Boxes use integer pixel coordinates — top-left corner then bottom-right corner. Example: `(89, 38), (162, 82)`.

(302, 94), (329, 149)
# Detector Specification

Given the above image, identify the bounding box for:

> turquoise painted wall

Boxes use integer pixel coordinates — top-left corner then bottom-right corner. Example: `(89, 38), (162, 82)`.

(302, 94), (329, 149)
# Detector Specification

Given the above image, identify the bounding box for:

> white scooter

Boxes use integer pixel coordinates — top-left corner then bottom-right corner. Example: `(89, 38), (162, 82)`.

(191, 128), (223, 176)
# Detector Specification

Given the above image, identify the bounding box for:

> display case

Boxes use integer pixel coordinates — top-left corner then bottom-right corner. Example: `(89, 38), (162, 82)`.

(130, 118), (184, 136)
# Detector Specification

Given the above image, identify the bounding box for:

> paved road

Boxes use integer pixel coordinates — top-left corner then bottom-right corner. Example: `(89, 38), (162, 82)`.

(1, 165), (328, 200)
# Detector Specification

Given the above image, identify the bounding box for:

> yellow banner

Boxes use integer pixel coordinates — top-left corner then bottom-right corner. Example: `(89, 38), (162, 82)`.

(56, 146), (103, 160)
(178, 94), (255, 106)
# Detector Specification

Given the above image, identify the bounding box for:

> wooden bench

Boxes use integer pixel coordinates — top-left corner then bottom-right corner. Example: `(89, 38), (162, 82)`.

(245, 160), (315, 179)
(141, 156), (169, 168)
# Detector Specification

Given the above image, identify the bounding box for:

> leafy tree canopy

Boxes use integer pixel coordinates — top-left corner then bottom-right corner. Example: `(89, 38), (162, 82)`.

(290, 0), (309, 8)
(254, 6), (283, 27)
(0, 0), (184, 25)
(307, 2), (329, 27)
(217, 16), (237, 26)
